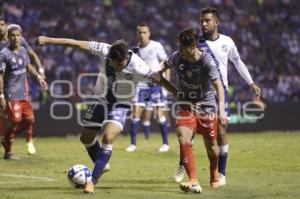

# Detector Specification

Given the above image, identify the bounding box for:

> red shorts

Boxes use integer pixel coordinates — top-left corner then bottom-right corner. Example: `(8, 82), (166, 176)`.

(176, 109), (218, 141)
(5, 100), (35, 123)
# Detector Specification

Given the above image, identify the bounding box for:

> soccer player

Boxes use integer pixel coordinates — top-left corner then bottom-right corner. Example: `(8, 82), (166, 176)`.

(174, 7), (261, 185)
(36, 36), (160, 194)
(157, 27), (227, 193)
(126, 23), (170, 152)
(0, 25), (48, 160)
(0, 17), (46, 154)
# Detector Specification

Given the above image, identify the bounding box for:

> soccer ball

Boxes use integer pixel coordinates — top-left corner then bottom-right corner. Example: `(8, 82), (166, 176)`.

(67, 164), (92, 189)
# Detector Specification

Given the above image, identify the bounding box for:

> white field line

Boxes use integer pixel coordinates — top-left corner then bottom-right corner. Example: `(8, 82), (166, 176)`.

(0, 174), (57, 184)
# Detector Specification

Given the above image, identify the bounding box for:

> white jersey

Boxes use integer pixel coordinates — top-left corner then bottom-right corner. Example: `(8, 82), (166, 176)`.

(89, 41), (153, 104)
(199, 34), (253, 91)
(133, 40), (167, 88)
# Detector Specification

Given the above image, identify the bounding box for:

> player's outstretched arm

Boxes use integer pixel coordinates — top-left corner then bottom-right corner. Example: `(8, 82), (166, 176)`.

(26, 63), (48, 90)
(36, 36), (90, 52)
(213, 79), (228, 126)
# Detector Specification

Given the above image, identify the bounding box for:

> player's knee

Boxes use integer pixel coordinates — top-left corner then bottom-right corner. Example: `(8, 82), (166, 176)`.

(102, 133), (115, 144)
(176, 130), (191, 144)
(207, 147), (218, 159)
(24, 117), (35, 125)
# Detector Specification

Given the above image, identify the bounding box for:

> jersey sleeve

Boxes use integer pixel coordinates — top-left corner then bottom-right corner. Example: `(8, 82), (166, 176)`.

(156, 43), (168, 62)
(89, 41), (111, 58)
(132, 54), (153, 78)
(164, 51), (178, 69)
(204, 53), (220, 81)
(21, 37), (32, 51)
(0, 53), (7, 73)
(228, 39), (254, 85)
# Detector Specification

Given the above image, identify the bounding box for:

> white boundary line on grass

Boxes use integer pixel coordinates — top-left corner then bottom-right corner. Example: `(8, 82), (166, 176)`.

(0, 174), (57, 184)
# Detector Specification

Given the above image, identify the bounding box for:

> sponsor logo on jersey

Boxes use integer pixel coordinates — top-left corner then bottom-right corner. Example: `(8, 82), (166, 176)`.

(13, 68), (26, 76)
(180, 79), (202, 89)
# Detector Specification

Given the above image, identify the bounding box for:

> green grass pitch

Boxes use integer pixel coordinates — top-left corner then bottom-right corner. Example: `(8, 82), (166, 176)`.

(0, 132), (299, 199)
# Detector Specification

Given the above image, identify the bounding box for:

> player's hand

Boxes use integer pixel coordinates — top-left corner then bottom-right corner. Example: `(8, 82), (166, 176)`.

(38, 78), (48, 91)
(151, 71), (163, 83)
(36, 36), (50, 46)
(0, 98), (6, 112)
(38, 67), (46, 79)
(253, 97), (266, 109)
(218, 110), (228, 126)
(250, 83), (261, 100)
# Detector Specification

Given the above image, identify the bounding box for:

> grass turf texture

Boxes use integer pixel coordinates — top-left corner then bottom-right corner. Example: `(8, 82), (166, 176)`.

(0, 132), (299, 199)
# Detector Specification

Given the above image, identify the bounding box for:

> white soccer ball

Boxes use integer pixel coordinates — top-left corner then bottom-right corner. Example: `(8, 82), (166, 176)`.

(67, 164), (92, 189)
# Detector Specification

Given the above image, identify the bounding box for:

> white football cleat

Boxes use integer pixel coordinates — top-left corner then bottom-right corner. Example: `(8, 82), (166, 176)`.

(219, 173), (226, 186)
(27, 141), (36, 155)
(179, 182), (202, 193)
(158, 144), (170, 152)
(174, 165), (185, 183)
(102, 164), (111, 173)
(126, 144), (137, 152)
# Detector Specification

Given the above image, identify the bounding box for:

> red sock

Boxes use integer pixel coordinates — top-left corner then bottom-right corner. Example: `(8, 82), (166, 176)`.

(24, 124), (33, 143)
(208, 152), (219, 183)
(4, 127), (17, 154)
(16, 121), (33, 142)
(0, 118), (5, 137)
(180, 143), (198, 183)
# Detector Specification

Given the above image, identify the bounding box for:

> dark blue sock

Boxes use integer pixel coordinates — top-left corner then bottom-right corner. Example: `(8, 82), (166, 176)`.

(159, 121), (169, 145)
(85, 140), (100, 163)
(130, 120), (140, 145)
(218, 153), (228, 175)
(143, 124), (150, 140)
(179, 159), (184, 166)
(92, 146), (112, 184)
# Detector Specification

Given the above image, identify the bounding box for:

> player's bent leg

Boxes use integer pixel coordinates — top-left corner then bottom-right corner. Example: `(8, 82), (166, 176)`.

(203, 138), (220, 188)
(217, 122), (229, 186)
(85, 122), (122, 193)
(157, 107), (169, 152)
(177, 126), (199, 187)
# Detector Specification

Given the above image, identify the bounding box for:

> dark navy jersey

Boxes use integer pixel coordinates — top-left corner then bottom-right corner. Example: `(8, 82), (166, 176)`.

(0, 37), (32, 51)
(165, 51), (220, 105)
(0, 46), (30, 100)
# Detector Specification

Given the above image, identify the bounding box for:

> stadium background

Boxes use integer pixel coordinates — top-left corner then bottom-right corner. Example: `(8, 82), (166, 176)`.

(1, 0), (300, 135)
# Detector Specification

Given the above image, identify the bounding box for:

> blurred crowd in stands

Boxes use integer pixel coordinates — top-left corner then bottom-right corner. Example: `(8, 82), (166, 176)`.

(1, 0), (300, 103)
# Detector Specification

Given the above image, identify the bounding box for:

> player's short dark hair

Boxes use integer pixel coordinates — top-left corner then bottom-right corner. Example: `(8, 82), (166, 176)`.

(177, 27), (199, 47)
(200, 7), (220, 19)
(0, 15), (6, 22)
(137, 22), (149, 28)
(109, 39), (129, 61)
